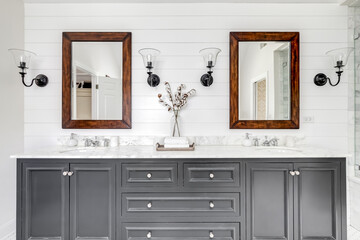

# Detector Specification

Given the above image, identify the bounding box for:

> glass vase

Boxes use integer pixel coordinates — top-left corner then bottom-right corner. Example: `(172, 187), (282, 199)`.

(170, 110), (181, 137)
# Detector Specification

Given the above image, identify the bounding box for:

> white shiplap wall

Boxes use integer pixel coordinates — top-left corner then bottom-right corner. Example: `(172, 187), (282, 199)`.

(24, 3), (349, 151)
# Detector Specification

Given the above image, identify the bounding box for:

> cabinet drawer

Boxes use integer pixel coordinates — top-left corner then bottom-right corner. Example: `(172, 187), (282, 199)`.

(122, 163), (177, 187)
(122, 222), (240, 240)
(122, 193), (240, 217)
(184, 163), (240, 187)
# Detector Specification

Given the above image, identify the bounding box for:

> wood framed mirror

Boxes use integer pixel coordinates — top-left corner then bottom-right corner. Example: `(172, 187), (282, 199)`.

(230, 32), (299, 129)
(62, 32), (131, 129)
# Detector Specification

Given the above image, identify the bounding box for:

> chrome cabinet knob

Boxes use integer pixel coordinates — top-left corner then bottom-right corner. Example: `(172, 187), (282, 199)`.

(147, 231), (152, 239)
(68, 171), (73, 176)
(147, 202), (152, 209)
(209, 231), (214, 239)
(147, 173), (152, 179)
(295, 171), (300, 176)
(62, 171), (68, 176)
(289, 171), (295, 176)
(209, 173), (215, 179)
(209, 201), (215, 209)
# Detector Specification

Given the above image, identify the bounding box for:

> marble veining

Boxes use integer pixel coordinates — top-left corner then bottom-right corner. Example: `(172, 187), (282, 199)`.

(11, 145), (349, 159)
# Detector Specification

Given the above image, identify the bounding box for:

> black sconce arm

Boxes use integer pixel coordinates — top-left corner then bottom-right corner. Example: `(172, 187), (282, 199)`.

(18, 65), (48, 88)
(328, 70), (342, 87)
(20, 73), (48, 88)
(314, 66), (343, 87)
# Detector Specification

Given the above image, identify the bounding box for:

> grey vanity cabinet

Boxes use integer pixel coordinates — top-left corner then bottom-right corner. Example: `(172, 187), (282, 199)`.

(69, 164), (115, 240)
(293, 162), (342, 240)
(20, 163), (69, 240)
(18, 158), (346, 240)
(246, 163), (294, 240)
(19, 162), (115, 240)
(246, 161), (344, 240)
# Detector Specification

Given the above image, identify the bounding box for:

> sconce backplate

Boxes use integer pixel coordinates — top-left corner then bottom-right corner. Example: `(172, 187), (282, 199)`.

(147, 74), (160, 87)
(34, 74), (49, 87)
(200, 73), (213, 87)
(314, 73), (328, 86)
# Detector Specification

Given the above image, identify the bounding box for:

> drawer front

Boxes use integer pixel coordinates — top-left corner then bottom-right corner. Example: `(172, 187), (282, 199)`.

(122, 163), (177, 187)
(184, 163), (240, 187)
(122, 223), (240, 240)
(122, 193), (240, 217)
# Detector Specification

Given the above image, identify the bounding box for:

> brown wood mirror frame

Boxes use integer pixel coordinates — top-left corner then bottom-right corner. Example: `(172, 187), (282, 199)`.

(230, 32), (299, 129)
(62, 32), (131, 129)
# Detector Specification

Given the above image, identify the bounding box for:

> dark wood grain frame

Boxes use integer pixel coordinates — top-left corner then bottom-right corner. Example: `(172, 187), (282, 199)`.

(62, 32), (131, 129)
(230, 32), (299, 129)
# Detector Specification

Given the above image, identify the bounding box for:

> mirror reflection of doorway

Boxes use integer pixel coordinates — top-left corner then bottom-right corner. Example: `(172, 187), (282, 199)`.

(255, 79), (267, 120)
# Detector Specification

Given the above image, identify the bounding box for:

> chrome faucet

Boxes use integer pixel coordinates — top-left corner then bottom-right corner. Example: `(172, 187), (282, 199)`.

(84, 138), (100, 147)
(262, 136), (279, 147)
(253, 137), (260, 147)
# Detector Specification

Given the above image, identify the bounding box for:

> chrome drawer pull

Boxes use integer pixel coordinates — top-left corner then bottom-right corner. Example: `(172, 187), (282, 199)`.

(289, 171), (295, 176)
(295, 170), (300, 176)
(147, 231), (152, 239)
(62, 171), (68, 176)
(209, 231), (214, 239)
(209, 201), (215, 209)
(67, 171), (73, 176)
(147, 173), (152, 179)
(147, 202), (152, 209)
(209, 173), (215, 179)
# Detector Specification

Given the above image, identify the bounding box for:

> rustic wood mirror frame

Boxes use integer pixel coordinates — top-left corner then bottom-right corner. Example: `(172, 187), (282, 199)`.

(230, 32), (299, 129)
(62, 32), (131, 129)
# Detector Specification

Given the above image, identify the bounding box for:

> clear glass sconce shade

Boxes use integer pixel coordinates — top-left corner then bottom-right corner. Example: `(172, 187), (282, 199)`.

(326, 47), (354, 67)
(138, 48), (160, 68)
(8, 48), (37, 69)
(199, 48), (221, 68)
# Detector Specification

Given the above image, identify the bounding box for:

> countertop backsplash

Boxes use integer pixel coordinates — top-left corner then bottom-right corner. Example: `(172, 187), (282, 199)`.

(57, 134), (306, 147)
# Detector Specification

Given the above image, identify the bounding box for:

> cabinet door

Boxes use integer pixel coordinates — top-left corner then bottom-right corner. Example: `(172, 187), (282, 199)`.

(246, 162), (294, 240)
(294, 162), (342, 240)
(21, 163), (69, 240)
(69, 163), (115, 240)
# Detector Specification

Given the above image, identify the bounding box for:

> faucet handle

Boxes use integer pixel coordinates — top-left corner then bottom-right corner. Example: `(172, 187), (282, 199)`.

(253, 137), (260, 146)
(104, 138), (110, 147)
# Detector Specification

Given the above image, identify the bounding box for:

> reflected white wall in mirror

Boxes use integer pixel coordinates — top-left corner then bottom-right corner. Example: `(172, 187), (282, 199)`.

(71, 42), (123, 120)
(239, 41), (290, 120)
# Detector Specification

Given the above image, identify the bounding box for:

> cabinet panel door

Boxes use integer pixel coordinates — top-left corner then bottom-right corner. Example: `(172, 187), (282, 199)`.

(70, 163), (115, 240)
(22, 163), (69, 240)
(294, 162), (342, 240)
(246, 162), (294, 240)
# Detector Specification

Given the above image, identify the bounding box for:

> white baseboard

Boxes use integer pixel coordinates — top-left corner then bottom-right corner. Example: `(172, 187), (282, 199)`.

(0, 219), (15, 240)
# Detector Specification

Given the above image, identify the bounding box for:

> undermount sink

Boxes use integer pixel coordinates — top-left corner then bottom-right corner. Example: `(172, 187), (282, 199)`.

(57, 147), (110, 154)
(254, 146), (302, 153)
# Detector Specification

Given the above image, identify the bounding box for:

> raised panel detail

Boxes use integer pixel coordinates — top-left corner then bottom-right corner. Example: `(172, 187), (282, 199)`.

(22, 163), (69, 240)
(122, 163), (177, 187)
(122, 222), (240, 240)
(122, 193), (240, 217)
(70, 163), (115, 240)
(294, 162), (341, 240)
(184, 163), (240, 187)
(246, 162), (293, 240)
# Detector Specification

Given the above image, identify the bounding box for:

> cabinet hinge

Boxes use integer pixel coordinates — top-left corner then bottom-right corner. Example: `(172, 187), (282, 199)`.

(96, 84), (99, 89)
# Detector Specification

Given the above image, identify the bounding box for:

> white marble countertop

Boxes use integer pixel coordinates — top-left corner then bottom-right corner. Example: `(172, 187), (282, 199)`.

(11, 145), (350, 159)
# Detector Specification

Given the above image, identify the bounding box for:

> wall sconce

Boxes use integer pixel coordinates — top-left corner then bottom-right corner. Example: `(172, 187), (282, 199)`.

(314, 47), (353, 87)
(199, 48), (221, 87)
(8, 48), (49, 87)
(139, 48), (161, 87)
